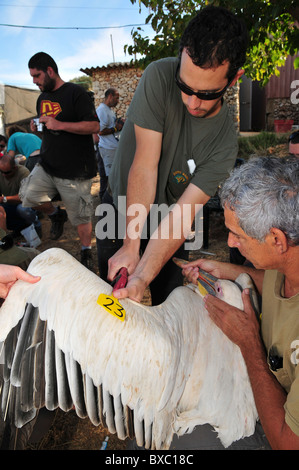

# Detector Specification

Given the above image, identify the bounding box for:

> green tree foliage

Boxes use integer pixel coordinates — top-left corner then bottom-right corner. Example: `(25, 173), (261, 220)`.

(125, 0), (299, 86)
(70, 75), (93, 91)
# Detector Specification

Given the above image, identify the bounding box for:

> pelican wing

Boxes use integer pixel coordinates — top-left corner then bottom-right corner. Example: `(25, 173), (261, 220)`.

(0, 248), (258, 450)
(0, 248), (200, 449)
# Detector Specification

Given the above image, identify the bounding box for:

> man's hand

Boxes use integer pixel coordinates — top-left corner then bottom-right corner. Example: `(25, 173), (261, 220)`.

(115, 118), (124, 132)
(108, 243), (140, 283)
(39, 115), (62, 131)
(30, 119), (37, 133)
(182, 259), (231, 284)
(112, 274), (147, 303)
(0, 265), (40, 299)
(203, 289), (261, 351)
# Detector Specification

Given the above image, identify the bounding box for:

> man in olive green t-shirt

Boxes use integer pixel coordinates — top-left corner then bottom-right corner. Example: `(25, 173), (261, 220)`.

(182, 156), (299, 449)
(96, 6), (248, 305)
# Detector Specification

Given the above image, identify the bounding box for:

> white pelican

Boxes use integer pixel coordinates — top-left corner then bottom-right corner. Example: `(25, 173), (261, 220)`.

(0, 248), (258, 450)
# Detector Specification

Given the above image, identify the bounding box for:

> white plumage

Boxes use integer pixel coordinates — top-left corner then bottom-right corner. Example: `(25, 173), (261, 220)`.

(0, 248), (258, 449)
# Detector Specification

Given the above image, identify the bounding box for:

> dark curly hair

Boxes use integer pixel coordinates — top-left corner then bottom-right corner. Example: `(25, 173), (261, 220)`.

(179, 6), (248, 82)
(28, 52), (59, 74)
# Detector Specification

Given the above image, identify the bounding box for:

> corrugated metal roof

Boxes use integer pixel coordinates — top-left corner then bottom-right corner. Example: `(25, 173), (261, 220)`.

(266, 54), (299, 98)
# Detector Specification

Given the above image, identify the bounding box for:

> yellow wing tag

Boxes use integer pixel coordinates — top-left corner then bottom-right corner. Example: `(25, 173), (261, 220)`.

(197, 281), (208, 297)
(97, 294), (126, 321)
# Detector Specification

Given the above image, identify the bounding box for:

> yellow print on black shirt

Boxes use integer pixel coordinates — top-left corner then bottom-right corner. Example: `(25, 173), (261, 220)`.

(40, 100), (62, 118)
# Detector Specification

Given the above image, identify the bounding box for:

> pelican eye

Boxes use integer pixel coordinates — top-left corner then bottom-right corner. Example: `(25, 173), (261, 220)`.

(215, 284), (223, 295)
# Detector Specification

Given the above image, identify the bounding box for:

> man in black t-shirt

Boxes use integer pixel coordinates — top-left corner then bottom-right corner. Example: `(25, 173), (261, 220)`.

(19, 52), (99, 270)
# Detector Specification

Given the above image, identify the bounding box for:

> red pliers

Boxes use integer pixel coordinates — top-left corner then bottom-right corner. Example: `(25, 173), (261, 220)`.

(111, 267), (128, 293)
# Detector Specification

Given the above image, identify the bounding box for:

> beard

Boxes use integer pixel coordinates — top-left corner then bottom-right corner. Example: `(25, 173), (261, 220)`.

(41, 73), (56, 92)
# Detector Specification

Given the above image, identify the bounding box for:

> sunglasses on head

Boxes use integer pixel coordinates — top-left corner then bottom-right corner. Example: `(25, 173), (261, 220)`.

(175, 63), (232, 101)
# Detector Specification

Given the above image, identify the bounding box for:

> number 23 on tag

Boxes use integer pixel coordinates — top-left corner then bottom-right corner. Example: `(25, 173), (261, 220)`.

(97, 294), (126, 321)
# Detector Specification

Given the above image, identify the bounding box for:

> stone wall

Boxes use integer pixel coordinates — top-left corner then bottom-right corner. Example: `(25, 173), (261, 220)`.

(86, 63), (240, 131)
(90, 64), (143, 120)
(224, 83), (240, 132)
(266, 98), (299, 131)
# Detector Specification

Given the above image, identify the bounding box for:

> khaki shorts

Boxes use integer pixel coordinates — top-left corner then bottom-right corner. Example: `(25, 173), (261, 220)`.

(19, 164), (93, 226)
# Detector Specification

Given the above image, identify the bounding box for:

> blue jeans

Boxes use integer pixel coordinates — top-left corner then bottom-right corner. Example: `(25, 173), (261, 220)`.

(1, 203), (40, 233)
(95, 147), (108, 199)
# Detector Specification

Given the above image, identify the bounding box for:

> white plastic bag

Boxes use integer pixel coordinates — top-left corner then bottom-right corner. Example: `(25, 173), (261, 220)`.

(21, 223), (41, 248)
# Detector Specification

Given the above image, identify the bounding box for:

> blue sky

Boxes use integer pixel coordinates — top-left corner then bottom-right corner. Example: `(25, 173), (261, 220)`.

(0, 0), (154, 89)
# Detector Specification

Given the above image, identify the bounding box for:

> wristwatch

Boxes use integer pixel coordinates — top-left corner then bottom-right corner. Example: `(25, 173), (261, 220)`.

(3, 196), (7, 203)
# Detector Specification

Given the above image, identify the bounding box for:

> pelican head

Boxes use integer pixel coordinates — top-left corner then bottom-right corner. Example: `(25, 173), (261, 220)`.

(172, 258), (251, 311)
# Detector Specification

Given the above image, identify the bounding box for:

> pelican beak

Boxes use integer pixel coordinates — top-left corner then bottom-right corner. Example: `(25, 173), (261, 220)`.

(172, 257), (217, 297)
(196, 269), (217, 297)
